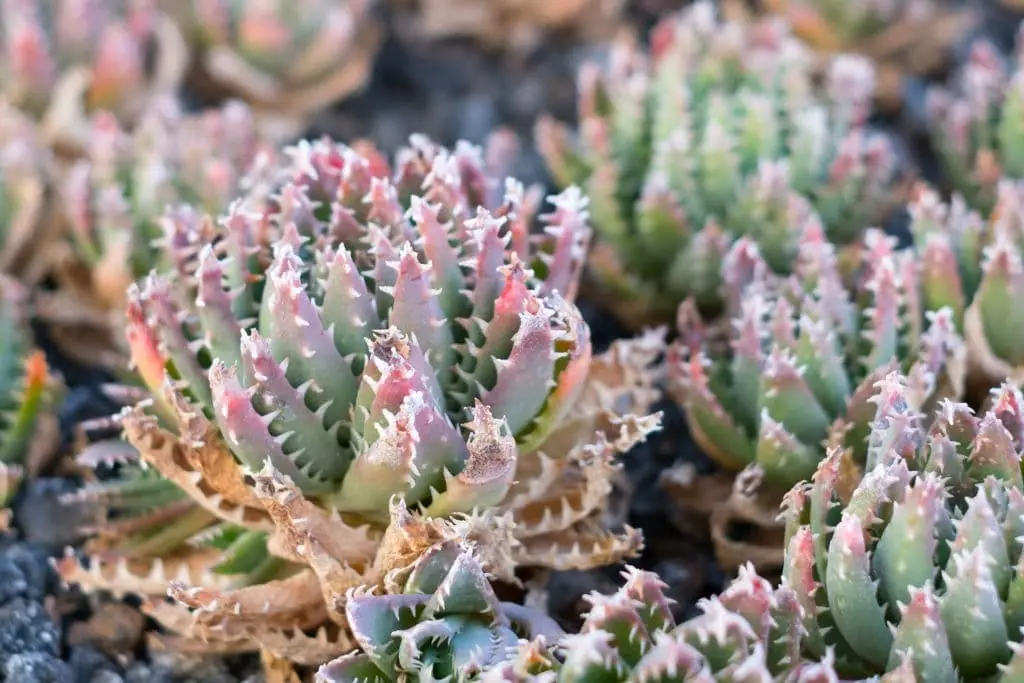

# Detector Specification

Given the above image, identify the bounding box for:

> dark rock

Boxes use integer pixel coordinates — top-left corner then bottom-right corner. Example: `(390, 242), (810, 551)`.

(544, 568), (623, 631)
(142, 652), (239, 683)
(122, 664), (173, 683)
(3, 653), (75, 683)
(67, 646), (120, 683)
(67, 603), (144, 659)
(14, 479), (95, 548)
(0, 541), (53, 605)
(89, 672), (124, 683)
(0, 599), (61, 667)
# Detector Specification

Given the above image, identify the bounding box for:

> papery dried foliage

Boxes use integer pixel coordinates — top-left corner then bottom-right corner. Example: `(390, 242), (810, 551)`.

(723, 0), (974, 111)
(780, 372), (1024, 680)
(390, 0), (624, 55)
(666, 226), (966, 571)
(161, 0), (381, 141)
(57, 133), (661, 662)
(537, 0), (901, 329)
(0, 0), (188, 155)
(38, 97), (274, 368)
(928, 22), (1024, 214)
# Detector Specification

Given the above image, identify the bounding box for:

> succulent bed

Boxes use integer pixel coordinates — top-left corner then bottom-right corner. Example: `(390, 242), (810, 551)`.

(3, 0), (1024, 682)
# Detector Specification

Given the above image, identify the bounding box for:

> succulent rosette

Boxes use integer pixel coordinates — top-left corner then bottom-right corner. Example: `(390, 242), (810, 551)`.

(160, 0), (380, 140)
(57, 133), (662, 662)
(536, 1), (900, 329)
(666, 225), (966, 571)
(317, 532), (565, 682)
(780, 373), (1024, 680)
(0, 0), (187, 154)
(927, 23), (1024, 214)
(39, 97), (274, 367)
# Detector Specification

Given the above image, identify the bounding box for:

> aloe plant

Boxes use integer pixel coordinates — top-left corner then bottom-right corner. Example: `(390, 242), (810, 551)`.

(58, 132), (662, 663)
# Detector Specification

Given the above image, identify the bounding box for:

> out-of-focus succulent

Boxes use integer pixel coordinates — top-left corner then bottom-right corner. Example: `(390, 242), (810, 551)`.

(318, 536), (565, 682)
(722, 0), (974, 111)
(0, 102), (58, 284)
(390, 0), (623, 55)
(57, 133), (661, 662)
(0, 276), (62, 530)
(780, 372), (1024, 680)
(666, 226), (966, 571)
(536, 1), (901, 329)
(927, 24), (1024, 214)
(0, 0), (187, 155)
(39, 97), (273, 368)
(161, 0), (381, 140)
(909, 181), (1024, 398)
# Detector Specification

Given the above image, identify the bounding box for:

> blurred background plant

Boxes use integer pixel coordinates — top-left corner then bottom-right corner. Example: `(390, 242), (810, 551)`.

(159, 0), (381, 142)
(0, 0), (188, 156)
(389, 0), (625, 56)
(35, 97), (274, 369)
(927, 19), (1024, 214)
(721, 0), (976, 111)
(537, 2), (903, 330)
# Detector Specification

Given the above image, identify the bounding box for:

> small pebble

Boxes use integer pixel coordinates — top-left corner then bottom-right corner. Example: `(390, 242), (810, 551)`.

(3, 652), (75, 683)
(0, 598), (60, 667)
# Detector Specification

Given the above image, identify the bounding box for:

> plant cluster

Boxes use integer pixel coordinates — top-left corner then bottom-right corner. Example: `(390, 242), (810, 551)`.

(927, 22), (1024, 214)
(664, 224), (965, 571)
(0, 0), (187, 154)
(0, 1), (1021, 682)
(537, 1), (900, 328)
(38, 97), (274, 367)
(721, 0), (974, 111)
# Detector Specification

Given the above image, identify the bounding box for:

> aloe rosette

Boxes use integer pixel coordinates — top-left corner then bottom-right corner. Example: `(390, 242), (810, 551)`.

(780, 372), (1024, 679)
(927, 22), (1024, 214)
(536, 0), (899, 329)
(0, 0), (186, 154)
(666, 225), (966, 571)
(57, 133), (661, 663)
(160, 0), (380, 139)
(317, 534), (565, 682)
